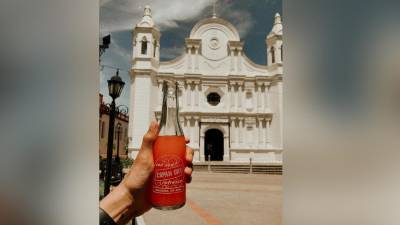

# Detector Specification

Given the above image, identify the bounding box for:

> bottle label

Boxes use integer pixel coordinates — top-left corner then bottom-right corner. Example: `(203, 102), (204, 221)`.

(153, 155), (185, 194)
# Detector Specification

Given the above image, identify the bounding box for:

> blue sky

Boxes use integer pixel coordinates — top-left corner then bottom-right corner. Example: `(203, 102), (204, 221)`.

(100, 0), (282, 107)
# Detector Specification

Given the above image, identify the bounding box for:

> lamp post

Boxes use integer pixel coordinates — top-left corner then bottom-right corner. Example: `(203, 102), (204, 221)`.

(99, 34), (111, 58)
(116, 122), (122, 163)
(104, 69), (125, 197)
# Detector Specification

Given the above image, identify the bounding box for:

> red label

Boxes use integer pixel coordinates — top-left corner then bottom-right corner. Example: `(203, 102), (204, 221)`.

(149, 135), (186, 207)
(153, 155), (185, 194)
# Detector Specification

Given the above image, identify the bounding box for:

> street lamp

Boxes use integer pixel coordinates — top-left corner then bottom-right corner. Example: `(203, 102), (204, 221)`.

(99, 34), (111, 58)
(104, 69), (125, 197)
(116, 122), (122, 163)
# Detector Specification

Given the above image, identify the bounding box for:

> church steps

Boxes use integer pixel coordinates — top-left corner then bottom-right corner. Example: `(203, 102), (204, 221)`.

(193, 163), (282, 175)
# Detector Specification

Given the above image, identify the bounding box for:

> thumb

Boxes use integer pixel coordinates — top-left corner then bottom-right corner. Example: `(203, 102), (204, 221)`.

(139, 120), (159, 152)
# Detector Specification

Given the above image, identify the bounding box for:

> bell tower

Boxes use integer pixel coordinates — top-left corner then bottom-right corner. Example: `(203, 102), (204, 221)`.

(132, 5), (160, 63)
(265, 13), (283, 150)
(266, 13), (283, 65)
(129, 5), (160, 157)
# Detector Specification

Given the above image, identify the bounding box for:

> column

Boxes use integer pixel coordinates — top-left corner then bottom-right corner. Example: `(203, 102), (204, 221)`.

(156, 42), (160, 59)
(276, 44), (282, 63)
(238, 50), (242, 72)
(230, 83), (235, 110)
(264, 82), (270, 110)
(234, 84), (238, 112)
(195, 82), (200, 108)
(133, 40), (137, 58)
(183, 117), (188, 139)
(191, 47), (195, 72)
(240, 85), (245, 112)
(234, 119), (239, 148)
(192, 118), (196, 146)
(178, 81), (185, 111)
(251, 85), (256, 111)
(255, 119), (259, 148)
(195, 47), (199, 72)
(234, 50), (238, 73)
(258, 118), (264, 148)
(260, 84), (265, 111)
(157, 80), (163, 109)
(187, 117), (193, 144)
(186, 82), (191, 110)
(266, 119), (270, 148)
(238, 118), (244, 145)
(191, 82), (195, 111)
(184, 116), (191, 139)
(257, 83), (262, 110)
(236, 84), (241, 111)
(199, 83), (203, 108)
(194, 118), (199, 147)
(230, 49), (235, 72)
(230, 118), (235, 146)
(179, 116), (185, 135)
(187, 47), (192, 72)
(267, 83), (271, 109)
(227, 84), (231, 111)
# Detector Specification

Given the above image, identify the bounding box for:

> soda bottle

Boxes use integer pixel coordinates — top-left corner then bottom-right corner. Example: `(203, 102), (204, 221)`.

(149, 80), (186, 210)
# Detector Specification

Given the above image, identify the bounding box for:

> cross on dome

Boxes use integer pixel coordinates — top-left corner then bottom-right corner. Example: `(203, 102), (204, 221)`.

(137, 5), (154, 27)
(144, 5), (152, 17)
(212, 0), (218, 18)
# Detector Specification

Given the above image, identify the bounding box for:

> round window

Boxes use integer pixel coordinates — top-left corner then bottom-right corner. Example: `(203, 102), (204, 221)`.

(207, 92), (221, 106)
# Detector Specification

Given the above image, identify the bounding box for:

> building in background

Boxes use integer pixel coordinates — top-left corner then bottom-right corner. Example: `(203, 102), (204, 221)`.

(99, 94), (129, 159)
(129, 6), (283, 163)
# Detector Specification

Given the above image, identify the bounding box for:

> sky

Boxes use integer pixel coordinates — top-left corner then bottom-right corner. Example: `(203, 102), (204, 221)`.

(100, 0), (282, 107)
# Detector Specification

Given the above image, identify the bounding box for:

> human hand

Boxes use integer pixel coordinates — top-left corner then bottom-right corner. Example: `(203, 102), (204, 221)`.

(100, 121), (194, 224)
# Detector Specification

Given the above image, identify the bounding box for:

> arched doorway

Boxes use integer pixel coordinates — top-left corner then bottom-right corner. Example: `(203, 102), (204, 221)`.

(204, 129), (224, 161)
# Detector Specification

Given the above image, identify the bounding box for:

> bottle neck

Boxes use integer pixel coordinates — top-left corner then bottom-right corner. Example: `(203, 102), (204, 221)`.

(159, 82), (183, 136)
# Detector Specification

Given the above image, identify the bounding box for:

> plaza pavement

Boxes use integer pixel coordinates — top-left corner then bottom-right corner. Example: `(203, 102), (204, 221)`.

(141, 171), (282, 225)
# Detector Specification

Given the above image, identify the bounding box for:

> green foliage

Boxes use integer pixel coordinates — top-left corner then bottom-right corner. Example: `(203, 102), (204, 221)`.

(121, 158), (133, 168)
(99, 179), (104, 200)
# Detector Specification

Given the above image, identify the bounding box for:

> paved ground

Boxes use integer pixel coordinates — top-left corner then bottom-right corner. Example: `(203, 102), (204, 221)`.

(142, 172), (282, 225)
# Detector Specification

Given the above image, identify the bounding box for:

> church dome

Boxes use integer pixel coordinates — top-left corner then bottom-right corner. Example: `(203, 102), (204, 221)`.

(188, 17), (240, 61)
(189, 17), (240, 41)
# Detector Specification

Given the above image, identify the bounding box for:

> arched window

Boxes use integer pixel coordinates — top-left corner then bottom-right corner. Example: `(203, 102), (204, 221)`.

(280, 45), (283, 61)
(153, 40), (157, 57)
(271, 47), (275, 63)
(141, 37), (148, 55)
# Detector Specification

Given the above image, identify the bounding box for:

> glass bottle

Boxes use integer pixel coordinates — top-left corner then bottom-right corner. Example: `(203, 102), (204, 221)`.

(149, 80), (186, 210)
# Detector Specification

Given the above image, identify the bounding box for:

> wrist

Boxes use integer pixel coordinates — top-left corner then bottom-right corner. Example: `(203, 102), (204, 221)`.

(121, 165), (150, 196)
(100, 185), (135, 223)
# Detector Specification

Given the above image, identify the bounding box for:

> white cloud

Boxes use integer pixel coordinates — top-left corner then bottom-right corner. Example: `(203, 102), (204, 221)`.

(100, 0), (214, 35)
(109, 37), (131, 60)
(218, 3), (255, 37)
(160, 46), (185, 60)
(101, 0), (256, 39)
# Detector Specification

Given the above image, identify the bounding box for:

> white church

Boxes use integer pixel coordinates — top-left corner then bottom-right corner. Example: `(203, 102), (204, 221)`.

(128, 5), (283, 164)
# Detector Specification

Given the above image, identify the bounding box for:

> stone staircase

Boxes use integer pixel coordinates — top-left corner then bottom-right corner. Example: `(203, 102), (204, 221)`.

(193, 162), (282, 175)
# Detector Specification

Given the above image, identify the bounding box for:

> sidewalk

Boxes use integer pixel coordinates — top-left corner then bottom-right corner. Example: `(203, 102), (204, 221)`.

(143, 171), (282, 225)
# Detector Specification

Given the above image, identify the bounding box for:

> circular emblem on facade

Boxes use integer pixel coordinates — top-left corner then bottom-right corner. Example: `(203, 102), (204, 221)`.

(208, 37), (220, 50)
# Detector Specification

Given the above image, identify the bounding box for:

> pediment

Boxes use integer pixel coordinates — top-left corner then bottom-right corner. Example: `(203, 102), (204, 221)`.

(159, 53), (270, 77)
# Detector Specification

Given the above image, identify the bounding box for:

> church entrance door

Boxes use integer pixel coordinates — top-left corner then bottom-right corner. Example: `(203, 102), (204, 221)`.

(204, 129), (224, 161)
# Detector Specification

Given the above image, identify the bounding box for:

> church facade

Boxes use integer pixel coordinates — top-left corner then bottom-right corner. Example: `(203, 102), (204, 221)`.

(128, 6), (283, 163)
